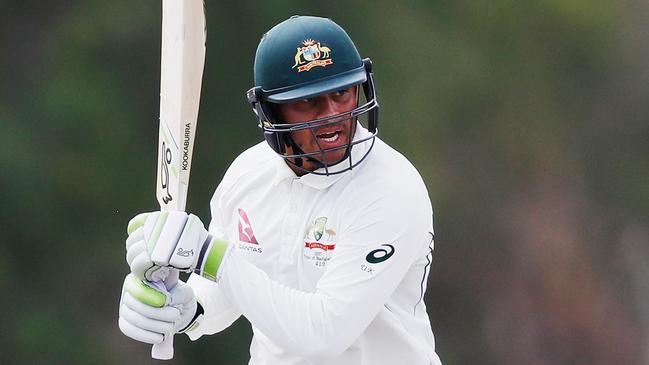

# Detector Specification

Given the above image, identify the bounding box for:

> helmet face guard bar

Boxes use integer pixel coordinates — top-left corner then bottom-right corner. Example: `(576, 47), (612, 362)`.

(282, 126), (377, 176)
(261, 97), (377, 133)
(246, 58), (379, 175)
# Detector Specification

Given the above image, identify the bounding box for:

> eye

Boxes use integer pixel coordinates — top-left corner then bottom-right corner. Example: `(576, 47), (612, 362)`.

(331, 87), (356, 103)
(289, 97), (316, 112)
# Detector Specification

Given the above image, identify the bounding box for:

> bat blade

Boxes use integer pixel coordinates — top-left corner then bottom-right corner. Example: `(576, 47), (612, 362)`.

(156, 0), (206, 213)
(152, 0), (206, 360)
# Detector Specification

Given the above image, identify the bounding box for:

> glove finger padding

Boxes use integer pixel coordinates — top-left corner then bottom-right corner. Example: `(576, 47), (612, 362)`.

(118, 274), (199, 343)
(126, 211), (208, 274)
(125, 233), (145, 266)
(118, 317), (165, 345)
(130, 248), (170, 282)
(149, 211), (191, 266)
(167, 214), (207, 270)
(119, 274), (177, 345)
(121, 291), (181, 321)
(127, 212), (150, 235)
(120, 295), (177, 334)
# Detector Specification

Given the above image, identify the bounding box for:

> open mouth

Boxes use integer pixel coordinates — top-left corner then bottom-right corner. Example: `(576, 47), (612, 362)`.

(316, 130), (341, 143)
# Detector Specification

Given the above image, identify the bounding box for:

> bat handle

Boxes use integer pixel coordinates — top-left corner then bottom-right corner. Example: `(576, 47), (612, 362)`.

(151, 270), (180, 360)
(152, 336), (174, 360)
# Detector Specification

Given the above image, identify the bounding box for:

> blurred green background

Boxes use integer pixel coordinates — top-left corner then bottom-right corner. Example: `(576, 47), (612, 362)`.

(1, 1), (648, 364)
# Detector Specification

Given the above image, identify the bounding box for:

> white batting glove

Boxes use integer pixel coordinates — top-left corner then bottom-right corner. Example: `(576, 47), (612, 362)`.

(125, 211), (231, 283)
(118, 274), (202, 345)
(126, 211), (209, 281)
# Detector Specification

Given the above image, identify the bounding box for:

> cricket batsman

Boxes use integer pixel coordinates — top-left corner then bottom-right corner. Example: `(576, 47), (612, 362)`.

(119, 15), (443, 364)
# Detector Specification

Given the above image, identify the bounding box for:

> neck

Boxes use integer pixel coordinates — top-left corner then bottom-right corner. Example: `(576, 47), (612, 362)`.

(286, 157), (316, 176)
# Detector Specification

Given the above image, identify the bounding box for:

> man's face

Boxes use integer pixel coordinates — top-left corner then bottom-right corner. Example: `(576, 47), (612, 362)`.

(276, 86), (358, 174)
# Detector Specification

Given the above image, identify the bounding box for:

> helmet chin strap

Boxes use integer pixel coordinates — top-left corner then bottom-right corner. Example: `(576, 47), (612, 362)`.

(275, 104), (359, 175)
(283, 130), (358, 175)
(284, 135), (325, 170)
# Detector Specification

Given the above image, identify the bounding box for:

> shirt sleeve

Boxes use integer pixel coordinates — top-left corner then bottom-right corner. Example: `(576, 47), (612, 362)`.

(184, 274), (241, 340)
(217, 181), (434, 360)
(184, 176), (243, 339)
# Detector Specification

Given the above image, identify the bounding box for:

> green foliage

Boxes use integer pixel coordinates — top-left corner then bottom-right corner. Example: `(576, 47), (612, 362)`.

(1, 1), (647, 364)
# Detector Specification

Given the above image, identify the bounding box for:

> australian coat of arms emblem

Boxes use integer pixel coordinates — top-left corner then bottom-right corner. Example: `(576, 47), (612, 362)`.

(292, 39), (333, 72)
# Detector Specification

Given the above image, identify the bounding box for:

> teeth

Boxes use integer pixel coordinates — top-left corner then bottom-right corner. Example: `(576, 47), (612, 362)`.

(319, 132), (339, 143)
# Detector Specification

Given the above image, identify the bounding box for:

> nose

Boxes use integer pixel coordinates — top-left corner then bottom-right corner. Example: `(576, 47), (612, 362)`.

(315, 94), (339, 119)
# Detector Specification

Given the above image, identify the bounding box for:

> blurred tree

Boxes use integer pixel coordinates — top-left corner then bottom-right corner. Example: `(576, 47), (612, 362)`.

(1, 1), (647, 364)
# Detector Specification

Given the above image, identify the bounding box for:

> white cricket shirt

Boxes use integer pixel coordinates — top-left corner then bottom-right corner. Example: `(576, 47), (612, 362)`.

(186, 125), (442, 365)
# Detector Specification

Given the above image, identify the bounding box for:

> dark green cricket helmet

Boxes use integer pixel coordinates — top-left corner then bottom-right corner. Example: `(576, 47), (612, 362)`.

(246, 15), (379, 175)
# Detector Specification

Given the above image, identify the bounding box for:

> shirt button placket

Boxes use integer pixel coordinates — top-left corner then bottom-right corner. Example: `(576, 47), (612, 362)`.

(280, 179), (303, 265)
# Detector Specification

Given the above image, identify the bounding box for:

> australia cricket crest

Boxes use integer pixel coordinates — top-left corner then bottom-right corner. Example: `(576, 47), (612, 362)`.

(303, 216), (336, 268)
(292, 39), (333, 72)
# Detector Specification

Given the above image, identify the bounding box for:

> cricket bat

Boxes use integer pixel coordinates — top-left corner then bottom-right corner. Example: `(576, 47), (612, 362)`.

(152, 0), (206, 359)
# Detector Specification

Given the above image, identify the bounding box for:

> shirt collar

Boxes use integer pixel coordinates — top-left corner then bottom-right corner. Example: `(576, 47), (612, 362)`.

(271, 152), (297, 186)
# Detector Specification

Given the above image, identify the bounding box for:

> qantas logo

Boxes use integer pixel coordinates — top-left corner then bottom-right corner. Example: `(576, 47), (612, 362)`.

(238, 208), (259, 244)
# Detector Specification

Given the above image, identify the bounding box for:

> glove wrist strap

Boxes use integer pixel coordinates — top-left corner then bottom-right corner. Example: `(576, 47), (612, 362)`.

(194, 235), (230, 282)
(178, 302), (204, 333)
